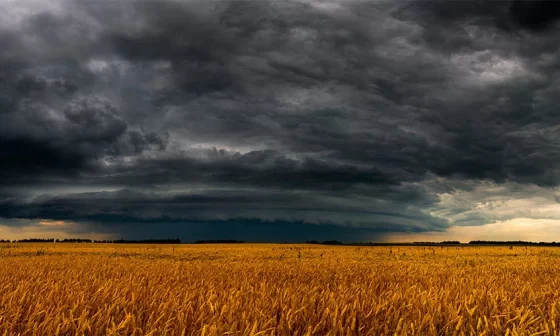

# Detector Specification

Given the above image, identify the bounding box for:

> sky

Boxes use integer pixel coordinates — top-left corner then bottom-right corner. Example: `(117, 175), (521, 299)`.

(2, 0), (560, 242)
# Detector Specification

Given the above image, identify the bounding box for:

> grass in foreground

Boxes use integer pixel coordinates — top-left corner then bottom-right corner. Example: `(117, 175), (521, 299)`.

(0, 243), (558, 335)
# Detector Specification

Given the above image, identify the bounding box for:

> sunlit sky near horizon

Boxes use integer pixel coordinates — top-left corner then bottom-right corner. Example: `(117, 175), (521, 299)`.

(2, 0), (560, 242)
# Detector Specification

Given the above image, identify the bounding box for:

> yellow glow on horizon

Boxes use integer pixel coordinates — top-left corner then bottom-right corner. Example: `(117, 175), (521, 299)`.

(0, 219), (115, 241)
(386, 218), (560, 243)
(39, 219), (67, 227)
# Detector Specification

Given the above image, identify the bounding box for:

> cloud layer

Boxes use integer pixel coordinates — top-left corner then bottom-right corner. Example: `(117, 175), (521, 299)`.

(2, 0), (560, 241)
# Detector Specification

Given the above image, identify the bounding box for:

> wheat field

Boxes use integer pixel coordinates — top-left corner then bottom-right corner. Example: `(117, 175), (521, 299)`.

(0, 243), (559, 335)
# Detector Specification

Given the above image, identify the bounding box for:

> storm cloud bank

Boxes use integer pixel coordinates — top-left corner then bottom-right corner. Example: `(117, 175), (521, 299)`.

(2, 0), (560, 241)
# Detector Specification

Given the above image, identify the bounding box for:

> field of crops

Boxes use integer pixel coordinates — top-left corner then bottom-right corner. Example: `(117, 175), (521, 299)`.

(0, 243), (559, 335)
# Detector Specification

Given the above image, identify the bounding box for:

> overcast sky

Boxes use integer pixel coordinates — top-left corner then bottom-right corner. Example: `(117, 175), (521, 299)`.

(2, 0), (560, 242)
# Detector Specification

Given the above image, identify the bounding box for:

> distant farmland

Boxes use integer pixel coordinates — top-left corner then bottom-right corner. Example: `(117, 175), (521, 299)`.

(0, 243), (558, 335)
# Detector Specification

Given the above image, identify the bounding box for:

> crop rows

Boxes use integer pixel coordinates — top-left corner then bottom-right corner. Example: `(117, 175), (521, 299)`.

(0, 244), (558, 335)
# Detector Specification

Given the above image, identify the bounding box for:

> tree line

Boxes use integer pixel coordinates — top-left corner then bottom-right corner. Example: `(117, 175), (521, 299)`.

(413, 241), (461, 245)
(4, 239), (560, 246)
(194, 240), (245, 244)
(468, 240), (560, 246)
(305, 240), (344, 245)
(1, 238), (181, 244)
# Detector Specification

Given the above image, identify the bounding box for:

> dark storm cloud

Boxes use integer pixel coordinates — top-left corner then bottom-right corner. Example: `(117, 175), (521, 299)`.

(0, 92), (168, 185)
(96, 149), (395, 191)
(510, 0), (560, 31)
(3, 0), (560, 240)
(0, 187), (447, 241)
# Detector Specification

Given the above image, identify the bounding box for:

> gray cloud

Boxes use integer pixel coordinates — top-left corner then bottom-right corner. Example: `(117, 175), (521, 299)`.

(2, 0), (560, 241)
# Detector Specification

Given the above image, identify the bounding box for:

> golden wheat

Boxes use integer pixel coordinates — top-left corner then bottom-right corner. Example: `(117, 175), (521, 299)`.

(0, 243), (559, 335)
